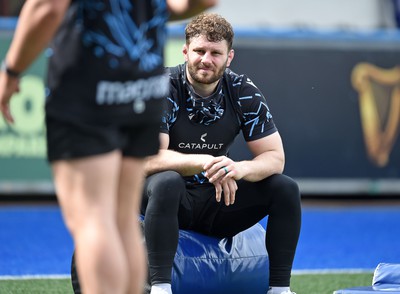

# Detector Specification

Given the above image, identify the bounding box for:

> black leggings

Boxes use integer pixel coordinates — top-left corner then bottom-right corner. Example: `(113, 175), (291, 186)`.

(140, 171), (302, 287)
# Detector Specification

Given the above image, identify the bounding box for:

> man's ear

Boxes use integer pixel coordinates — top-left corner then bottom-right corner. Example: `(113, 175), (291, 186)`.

(182, 44), (188, 61)
(226, 49), (235, 67)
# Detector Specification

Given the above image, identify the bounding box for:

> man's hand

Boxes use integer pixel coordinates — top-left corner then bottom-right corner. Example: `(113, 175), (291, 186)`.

(213, 177), (237, 206)
(203, 156), (240, 206)
(0, 72), (20, 124)
(203, 155), (242, 181)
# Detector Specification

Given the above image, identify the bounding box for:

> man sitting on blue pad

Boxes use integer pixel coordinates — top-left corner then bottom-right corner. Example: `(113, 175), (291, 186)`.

(141, 13), (302, 294)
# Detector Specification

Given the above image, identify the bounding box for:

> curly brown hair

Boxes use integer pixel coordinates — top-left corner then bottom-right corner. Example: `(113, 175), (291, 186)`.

(185, 13), (234, 50)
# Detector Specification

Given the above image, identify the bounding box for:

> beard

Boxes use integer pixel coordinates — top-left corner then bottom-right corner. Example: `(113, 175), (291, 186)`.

(187, 61), (227, 85)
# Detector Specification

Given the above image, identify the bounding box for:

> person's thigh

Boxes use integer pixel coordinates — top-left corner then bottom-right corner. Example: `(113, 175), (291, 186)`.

(141, 171), (195, 228)
(211, 180), (273, 237)
(118, 157), (146, 221)
(52, 151), (122, 235)
(209, 175), (294, 237)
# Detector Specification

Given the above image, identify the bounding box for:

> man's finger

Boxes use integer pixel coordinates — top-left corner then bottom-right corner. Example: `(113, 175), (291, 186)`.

(222, 181), (231, 206)
(229, 180), (237, 205)
(0, 105), (13, 124)
(215, 183), (222, 202)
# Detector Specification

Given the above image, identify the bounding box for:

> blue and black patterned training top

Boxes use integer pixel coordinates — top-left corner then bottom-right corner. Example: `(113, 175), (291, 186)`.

(46, 0), (169, 120)
(161, 64), (277, 185)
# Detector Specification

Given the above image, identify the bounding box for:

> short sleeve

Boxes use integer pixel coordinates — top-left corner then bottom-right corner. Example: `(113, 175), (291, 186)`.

(160, 81), (180, 134)
(237, 75), (277, 141)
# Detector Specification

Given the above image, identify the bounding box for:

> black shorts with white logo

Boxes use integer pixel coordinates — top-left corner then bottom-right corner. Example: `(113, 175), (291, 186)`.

(45, 98), (164, 162)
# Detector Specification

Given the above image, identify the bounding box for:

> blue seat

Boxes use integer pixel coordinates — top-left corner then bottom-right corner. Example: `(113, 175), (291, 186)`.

(171, 223), (269, 294)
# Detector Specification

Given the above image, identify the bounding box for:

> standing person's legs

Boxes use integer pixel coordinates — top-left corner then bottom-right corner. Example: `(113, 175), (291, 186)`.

(53, 151), (129, 294)
(117, 157), (147, 294)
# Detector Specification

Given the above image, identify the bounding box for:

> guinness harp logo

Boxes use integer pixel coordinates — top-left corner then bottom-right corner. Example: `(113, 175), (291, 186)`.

(351, 63), (400, 167)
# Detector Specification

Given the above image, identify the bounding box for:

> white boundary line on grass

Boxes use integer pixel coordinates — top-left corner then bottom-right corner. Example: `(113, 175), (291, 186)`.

(0, 269), (375, 280)
(292, 268), (375, 275)
(0, 274), (70, 280)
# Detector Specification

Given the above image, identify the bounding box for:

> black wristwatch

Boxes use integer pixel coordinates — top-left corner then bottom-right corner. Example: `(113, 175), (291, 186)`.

(1, 60), (21, 78)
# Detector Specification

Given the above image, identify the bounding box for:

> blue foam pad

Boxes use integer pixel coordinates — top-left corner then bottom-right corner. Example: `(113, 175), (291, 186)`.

(334, 263), (400, 293)
(172, 223), (269, 294)
(334, 286), (400, 293)
(373, 263), (400, 288)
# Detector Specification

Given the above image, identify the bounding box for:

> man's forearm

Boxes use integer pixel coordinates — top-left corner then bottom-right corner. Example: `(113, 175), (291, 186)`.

(5, 0), (70, 72)
(168, 0), (217, 21)
(237, 151), (285, 182)
(144, 149), (213, 177)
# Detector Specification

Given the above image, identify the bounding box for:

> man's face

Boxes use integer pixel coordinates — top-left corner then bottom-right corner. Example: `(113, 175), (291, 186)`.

(183, 35), (234, 85)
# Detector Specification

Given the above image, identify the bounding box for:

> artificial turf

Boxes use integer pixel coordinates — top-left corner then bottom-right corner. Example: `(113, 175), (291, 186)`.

(0, 272), (373, 294)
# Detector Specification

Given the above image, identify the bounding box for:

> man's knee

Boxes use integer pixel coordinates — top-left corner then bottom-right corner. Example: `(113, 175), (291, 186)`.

(265, 174), (301, 207)
(144, 171), (185, 211)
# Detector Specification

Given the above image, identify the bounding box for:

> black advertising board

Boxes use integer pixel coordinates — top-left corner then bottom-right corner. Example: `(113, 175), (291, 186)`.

(227, 35), (400, 194)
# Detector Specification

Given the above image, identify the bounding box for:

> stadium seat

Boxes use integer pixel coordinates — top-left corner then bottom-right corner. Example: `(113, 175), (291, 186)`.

(334, 263), (400, 293)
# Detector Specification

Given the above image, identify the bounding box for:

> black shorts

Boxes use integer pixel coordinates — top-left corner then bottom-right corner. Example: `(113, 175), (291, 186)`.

(46, 99), (164, 162)
(179, 183), (223, 234)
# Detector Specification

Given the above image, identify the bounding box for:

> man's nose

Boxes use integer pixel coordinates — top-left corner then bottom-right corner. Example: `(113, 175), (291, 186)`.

(201, 52), (212, 64)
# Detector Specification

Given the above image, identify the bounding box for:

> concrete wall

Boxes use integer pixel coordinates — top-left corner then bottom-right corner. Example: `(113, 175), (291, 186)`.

(208, 0), (397, 30)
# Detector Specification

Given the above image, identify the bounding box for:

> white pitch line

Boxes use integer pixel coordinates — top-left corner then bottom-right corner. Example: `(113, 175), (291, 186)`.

(0, 274), (70, 280)
(292, 268), (375, 275)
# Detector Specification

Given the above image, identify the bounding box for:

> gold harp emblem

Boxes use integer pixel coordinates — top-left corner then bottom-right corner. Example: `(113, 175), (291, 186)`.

(351, 63), (400, 167)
